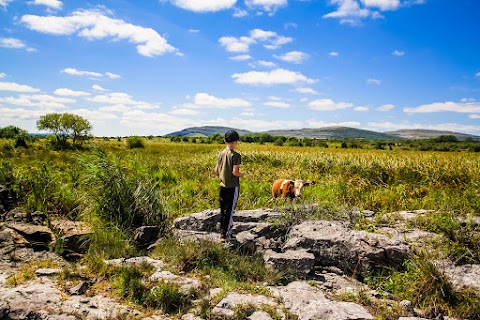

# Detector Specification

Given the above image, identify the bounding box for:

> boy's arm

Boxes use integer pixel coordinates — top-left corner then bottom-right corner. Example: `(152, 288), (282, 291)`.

(214, 163), (220, 176)
(232, 165), (244, 177)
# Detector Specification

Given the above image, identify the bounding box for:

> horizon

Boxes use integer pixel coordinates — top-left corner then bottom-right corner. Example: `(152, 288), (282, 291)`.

(1, 0), (479, 136)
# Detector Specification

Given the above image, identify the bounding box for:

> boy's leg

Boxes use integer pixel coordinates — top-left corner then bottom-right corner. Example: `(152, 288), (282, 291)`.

(221, 187), (239, 237)
(219, 187), (228, 236)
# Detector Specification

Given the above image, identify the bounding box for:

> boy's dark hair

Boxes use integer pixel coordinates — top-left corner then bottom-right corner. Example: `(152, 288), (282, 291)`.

(224, 130), (240, 142)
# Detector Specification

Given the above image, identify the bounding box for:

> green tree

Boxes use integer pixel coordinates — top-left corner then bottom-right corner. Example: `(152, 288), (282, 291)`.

(37, 113), (92, 148)
(0, 125), (31, 148)
(0, 125), (27, 138)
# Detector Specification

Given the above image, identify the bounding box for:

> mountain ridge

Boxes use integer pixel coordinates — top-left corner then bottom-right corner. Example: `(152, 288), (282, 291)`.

(165, 126), (480, 141)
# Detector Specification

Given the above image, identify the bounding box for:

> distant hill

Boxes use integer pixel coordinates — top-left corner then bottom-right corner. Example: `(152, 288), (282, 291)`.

(385, 129), (480, 141)
(164, 126), (251, 137)
(265, 126), (398, 140)
(165, 126), (480, 141)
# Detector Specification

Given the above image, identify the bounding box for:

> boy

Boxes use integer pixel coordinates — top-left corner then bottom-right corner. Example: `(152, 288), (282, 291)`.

(215, 130), (244, 239)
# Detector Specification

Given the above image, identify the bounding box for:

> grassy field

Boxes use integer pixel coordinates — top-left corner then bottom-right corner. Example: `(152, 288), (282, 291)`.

(3, 137), (479, 217)
(2, 137), (480, 318)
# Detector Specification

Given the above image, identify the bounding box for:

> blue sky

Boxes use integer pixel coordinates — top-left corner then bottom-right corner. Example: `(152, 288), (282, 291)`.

(1, 0), (479, 137)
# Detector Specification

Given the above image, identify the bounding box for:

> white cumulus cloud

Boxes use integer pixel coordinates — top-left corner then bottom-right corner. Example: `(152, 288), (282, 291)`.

(324, 0), (423, 25)
(170, 0), (236, 12)
(218, 36), (255, 53)
(185, 93), (251, 108)
(392, 50), (405, 56)
(376, 104), (395, 112)
(219, 28), (292, 53)
(98, 104), (131, 113)
(308, 98), (354, 111)
(106, 72), (121, 79)
(361, 0), (400, 11)
(92, 84), (108, 91)
(61, 68), (103, 78)
(0, 81), (41, 92)
(245, 0), (287, 13)
(88, 92), (159, 109)
(54, 88), (90, 97)
(232, 68), (315, 85)
(0, 38), (36, 52)
(21, 9), (179, 57)
(0, 0), (13, 8)
(169, 108), (200, 116)
(0, 94), (74, 109)
(275, 51), (309, 64)
(230, 55), (252, 61)
(30, 0), (63, 9)
(263, 101), (290, 108)
(61, 68), (121, 79)
(354, 106), (369, 111)
(404, 101), (480, 114)
(294, 87), (319, 95)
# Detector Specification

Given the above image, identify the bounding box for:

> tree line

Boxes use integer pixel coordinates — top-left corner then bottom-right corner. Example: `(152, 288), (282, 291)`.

(2, 113), (480, 152)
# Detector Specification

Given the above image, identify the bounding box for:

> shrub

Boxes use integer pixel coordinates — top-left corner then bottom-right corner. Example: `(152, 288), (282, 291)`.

(154, 168), (178, 184)
(152, 238), (283, 288)
(273, 138), (284, 146)
(112, 265), (195, 314)
(145, 281), (195, 313)
(83, 148), (169, 233)
(127, 136), (145, 149)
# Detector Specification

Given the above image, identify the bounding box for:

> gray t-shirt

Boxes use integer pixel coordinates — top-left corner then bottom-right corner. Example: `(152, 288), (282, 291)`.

(217, 148), (241, 188)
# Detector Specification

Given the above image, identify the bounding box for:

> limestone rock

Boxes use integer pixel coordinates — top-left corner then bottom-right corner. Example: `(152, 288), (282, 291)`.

(264, 248), (315, 277)
(171, 229), (223, 244)
(270, 281), (373, 320)
(105, 256), (164, 272)
(212, 292), (278, 319)
(283, 220), (410, 276)
(149, 271), (204, 293)
(174, 209), (221, 232)
(5, 222), (54, 251)
(49, 219), (93, 256)
(248, 310), (274, 320)
(434, 260), (480, 291)
(133, 225), (160, 246)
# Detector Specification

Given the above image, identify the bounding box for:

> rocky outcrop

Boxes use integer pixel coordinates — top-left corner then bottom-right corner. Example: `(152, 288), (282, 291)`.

(434, 260), (480, 291)
(283, 220), (410, 275)
(173, 209), (432, 278)
(0, 277), (144, 320)
(5, 222), (54, 251)
(2, 207), (478, 319)
(49, 218), (93, 260)
(270, 281), (374, 320)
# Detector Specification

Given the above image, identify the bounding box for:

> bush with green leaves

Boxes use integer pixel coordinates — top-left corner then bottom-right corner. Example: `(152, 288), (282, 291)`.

(367, 256), (480, 319)
(82, 148), (169, 233)
(112, 265), (196, 314)
(127, 136), (145, 149)
(152, 238), (284, 289)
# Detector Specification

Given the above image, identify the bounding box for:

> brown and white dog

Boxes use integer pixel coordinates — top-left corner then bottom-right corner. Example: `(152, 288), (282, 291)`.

(271, 179), (314, 199)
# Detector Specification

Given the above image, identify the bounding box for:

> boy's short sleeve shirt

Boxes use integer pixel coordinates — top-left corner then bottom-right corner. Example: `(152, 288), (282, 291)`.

(217, 148), (241, 188)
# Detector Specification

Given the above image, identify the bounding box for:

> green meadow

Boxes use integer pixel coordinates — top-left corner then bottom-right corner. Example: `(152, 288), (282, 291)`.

(2, 137), (480, 318)
(3, 137), (479, 216)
